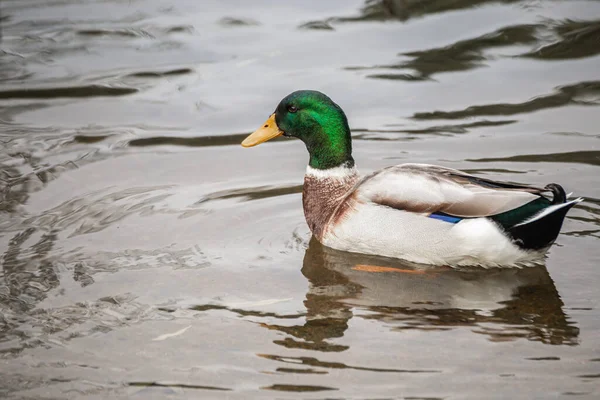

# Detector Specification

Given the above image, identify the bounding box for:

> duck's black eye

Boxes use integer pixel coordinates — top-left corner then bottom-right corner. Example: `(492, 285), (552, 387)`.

(287, 105), (298, 113)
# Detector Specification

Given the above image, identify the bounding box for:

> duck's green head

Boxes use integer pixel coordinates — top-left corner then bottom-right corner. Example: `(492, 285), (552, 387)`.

(242, 90), (354, 170)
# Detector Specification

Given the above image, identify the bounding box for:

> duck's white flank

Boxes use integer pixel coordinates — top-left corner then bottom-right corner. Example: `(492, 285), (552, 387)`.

(306, 165), (358, 180)
(322, 204), (539, 267)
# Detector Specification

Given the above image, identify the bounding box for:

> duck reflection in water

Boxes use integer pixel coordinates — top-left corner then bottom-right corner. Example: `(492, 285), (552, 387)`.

(261, 238), (579, 352)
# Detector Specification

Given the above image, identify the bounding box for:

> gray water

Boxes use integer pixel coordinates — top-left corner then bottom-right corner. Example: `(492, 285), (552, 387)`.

(1, 0), (600, 398)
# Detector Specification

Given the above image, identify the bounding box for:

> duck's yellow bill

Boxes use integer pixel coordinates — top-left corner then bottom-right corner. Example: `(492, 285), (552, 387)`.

(241, 114), (283, 147)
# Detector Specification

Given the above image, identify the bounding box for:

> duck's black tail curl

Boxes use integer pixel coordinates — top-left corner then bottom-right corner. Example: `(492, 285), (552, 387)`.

(545, 183), (567, 204)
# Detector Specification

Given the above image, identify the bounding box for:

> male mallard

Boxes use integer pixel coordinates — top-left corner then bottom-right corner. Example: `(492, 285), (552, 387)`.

(241, 90), (581, 267)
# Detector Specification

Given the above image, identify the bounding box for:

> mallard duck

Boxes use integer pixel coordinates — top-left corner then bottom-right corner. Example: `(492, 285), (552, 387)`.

(241, 90), (582, 267)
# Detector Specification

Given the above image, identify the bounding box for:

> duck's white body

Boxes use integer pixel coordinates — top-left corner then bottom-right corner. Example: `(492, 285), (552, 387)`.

(323, 200), (536, 267)
(303, 164), (580, 267)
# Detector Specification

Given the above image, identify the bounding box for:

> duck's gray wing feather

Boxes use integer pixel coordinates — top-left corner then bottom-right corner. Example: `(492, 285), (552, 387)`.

(353, 163), (550, 218)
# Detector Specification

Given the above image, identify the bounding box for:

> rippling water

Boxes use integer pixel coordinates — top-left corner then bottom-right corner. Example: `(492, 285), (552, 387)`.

(1, 0), (600, 398)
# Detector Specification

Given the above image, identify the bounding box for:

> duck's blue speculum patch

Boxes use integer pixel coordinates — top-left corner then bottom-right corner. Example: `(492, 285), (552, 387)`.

(429, 212), (462, 224)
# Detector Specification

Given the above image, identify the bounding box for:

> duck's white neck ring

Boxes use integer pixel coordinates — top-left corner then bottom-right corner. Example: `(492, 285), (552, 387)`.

(305, 164), (358, 180)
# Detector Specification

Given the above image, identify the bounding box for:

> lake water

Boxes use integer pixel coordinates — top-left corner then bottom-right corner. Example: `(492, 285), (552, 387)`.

(1, 0), (599, 398)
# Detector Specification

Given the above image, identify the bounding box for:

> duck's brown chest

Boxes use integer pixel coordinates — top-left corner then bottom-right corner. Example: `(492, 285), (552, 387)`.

(302, 173), (359, 240)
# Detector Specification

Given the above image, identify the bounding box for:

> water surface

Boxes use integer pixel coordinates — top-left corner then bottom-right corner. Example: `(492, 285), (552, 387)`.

(1, 0), (599, 398)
